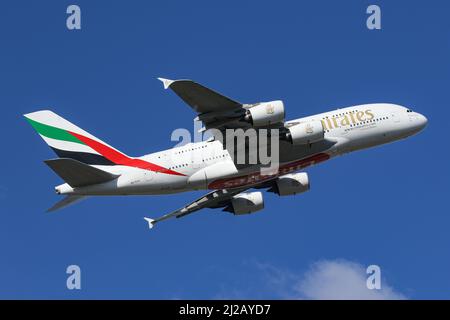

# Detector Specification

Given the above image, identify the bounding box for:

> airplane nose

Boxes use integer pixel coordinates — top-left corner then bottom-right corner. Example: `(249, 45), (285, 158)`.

(416, 113), (428, 130)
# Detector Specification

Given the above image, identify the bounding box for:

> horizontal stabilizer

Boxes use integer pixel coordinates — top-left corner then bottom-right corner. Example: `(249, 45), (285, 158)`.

(44, 158), (119, 187)
(47, 195), (87, 212)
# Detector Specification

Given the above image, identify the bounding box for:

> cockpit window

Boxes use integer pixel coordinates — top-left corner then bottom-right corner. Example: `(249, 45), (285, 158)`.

(407, 109), (413, 113)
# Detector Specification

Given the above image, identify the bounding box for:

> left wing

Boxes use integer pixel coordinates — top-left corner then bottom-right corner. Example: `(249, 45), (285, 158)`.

(144, 187), (249, 229)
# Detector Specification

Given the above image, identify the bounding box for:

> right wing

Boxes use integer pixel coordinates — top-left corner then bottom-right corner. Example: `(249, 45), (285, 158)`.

(158, 78), (285, 132)
(158, 78), (241, 114)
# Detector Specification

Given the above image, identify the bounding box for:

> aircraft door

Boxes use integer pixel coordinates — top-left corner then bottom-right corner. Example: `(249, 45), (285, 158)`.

(191, 146), (203, 169)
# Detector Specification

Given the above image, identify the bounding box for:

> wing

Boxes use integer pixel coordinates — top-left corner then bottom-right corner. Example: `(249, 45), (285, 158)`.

(158, 78), (241, 114)
(158, 78), (285, 132)
(144, 187), (249, 229)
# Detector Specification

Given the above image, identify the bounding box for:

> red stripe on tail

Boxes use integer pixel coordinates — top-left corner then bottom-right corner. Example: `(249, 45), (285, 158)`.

(68, 131), (185, 176)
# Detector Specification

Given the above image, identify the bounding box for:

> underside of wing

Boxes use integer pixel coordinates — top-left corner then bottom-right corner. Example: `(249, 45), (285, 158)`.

(144, 187), (249, 228)
(158, 78), (286, 132)
(158, 78), (241, 114)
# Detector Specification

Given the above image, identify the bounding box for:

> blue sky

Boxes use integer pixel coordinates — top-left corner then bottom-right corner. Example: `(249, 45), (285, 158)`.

(0, 0), (449, 299)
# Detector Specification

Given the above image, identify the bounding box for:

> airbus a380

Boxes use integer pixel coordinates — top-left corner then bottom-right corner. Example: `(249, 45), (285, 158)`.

(24, 78), (427, 229)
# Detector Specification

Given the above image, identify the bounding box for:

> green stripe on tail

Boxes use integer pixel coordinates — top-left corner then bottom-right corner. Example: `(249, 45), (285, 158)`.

(25, 117), (85, 145)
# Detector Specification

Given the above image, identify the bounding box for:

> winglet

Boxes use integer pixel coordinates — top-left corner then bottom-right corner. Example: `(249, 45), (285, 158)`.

(144, 217), (156, 229)
(157, 77), (175, 90)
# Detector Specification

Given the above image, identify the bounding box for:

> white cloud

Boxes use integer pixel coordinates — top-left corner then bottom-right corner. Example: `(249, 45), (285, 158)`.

(294, 260), (406, 300)
(214, 259), (406, 300)
(247, 259), (406, 300)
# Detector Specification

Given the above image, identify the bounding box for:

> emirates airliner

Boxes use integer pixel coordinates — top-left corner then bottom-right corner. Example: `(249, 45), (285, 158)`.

(24, 78), (427, 228)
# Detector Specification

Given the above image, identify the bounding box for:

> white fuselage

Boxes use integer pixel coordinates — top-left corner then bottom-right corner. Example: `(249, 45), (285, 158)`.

(57, 103), (427, 196)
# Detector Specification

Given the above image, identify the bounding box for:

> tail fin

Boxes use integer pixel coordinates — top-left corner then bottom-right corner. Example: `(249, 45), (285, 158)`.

(24, 110), (127, 166)
(25, 110), (186, 176)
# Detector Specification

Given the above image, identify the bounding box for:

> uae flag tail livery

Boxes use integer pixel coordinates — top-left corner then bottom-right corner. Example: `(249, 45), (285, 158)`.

(24, 110), (183, 176)
(24, 110), (126, 167)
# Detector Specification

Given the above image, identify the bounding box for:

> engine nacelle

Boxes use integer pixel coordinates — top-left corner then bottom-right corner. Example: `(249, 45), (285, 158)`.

(286, 120), (324, 145)
(224, 191), (264, 215)
(270, 173), (310, 196)
(244, 101), (285, 127)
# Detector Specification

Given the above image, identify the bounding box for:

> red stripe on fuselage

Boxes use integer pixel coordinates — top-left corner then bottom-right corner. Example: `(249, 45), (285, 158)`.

(208, 153), (330, 189)
(68, 131), (185, 176)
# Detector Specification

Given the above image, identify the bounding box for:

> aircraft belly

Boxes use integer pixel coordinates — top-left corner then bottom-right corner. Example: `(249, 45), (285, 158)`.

(208, 152), (331, 190)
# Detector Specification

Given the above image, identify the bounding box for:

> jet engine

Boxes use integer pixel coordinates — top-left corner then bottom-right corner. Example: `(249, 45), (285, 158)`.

(286, 120), (324, 145)
(269, 172), (310, 196)
(244, 101), (285, 127)
(223, 191), (264, 215)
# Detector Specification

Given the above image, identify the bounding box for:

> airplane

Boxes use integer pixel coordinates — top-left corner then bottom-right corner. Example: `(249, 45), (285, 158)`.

(24, 78), (428, 229)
